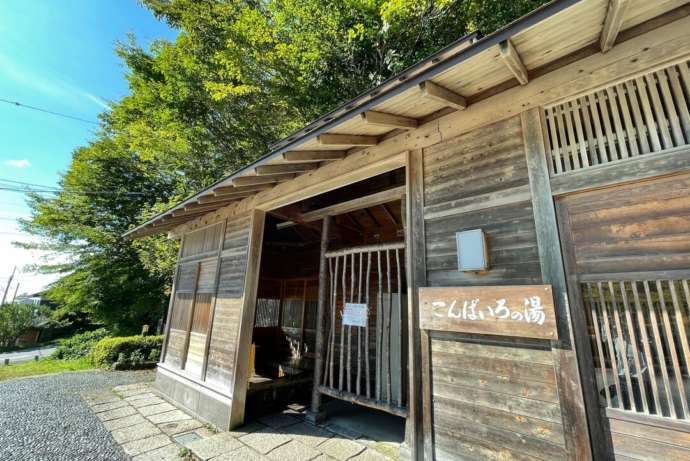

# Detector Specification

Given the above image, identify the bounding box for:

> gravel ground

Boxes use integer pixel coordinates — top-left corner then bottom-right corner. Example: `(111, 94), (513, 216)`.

(0, 369), (155, 461)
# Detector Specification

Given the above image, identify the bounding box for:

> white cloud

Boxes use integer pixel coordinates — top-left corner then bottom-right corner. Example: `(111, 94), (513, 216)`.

(4, 159), (31, 168)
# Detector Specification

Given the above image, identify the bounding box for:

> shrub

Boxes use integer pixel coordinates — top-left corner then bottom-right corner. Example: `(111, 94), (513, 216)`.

(0, 303), (34, 348)
(51, 328), (110, 360)
(91, 335), (163, 366)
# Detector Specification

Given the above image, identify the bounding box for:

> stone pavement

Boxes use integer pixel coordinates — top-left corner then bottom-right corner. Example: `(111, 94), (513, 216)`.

(84, 382), (401, 461)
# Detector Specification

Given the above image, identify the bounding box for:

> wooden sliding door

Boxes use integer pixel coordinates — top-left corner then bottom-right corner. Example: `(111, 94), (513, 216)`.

(558, 173), (690, 460)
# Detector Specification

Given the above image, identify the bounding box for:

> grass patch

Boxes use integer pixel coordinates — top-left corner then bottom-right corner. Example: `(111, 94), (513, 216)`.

(0, 357), (96, 381)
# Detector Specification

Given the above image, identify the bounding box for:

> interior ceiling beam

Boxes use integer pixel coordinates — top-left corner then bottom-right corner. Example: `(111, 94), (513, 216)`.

(601, 0), (629, 52)
(254, 163), (319, 176)
(232, 173), (296, 187)
(282, 150), (346, 162)
(418, 80), (467, 110)
(499, 39), (529, 85)
(317, 133), (379, 146)
(361, 110), (418, 130)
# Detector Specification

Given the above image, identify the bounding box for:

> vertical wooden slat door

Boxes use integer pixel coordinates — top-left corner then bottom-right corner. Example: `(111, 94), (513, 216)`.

(557, 173), (690, 460)
(320, 242), (408, 417)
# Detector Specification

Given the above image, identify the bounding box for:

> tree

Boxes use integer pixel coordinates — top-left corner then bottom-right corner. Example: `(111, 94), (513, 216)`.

(0, 304), (35, 347)
(20, 0), (549, 333)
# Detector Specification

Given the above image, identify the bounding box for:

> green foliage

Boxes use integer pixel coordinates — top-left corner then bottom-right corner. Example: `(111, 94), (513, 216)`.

(20, 0), (548, 334)
(0, 357), (94, 382)
(51, 328), (110, 360)
(90, 335), (164, 366)
(0, 304), (35, 347)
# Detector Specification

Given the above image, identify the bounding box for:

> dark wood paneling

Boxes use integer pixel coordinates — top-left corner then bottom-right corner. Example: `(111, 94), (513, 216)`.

(560, 173), (690, 276)
(421, 117), (564, 460)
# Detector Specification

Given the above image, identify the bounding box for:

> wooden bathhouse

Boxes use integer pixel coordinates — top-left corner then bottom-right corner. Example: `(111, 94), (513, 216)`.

(125, 1), (690, 459)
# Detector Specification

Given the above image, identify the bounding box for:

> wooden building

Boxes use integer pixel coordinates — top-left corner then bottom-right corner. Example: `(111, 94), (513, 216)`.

(125, 1), (690, 459)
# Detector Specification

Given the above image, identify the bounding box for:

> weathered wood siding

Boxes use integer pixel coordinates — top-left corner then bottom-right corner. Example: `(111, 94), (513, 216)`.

(422, 117), (566, 460)
(205, 213), (251, 392)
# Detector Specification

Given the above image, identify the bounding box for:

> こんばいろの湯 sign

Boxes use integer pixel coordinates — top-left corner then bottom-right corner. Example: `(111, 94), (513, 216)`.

(418, 285), (557, 339)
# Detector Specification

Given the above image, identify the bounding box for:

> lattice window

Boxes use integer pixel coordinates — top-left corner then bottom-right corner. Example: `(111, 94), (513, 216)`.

(582, 280), (690, 420)
(545, 60), (690, 175)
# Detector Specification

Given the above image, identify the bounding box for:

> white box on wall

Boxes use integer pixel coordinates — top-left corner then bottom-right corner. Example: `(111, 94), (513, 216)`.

(456, 229), (489, 272)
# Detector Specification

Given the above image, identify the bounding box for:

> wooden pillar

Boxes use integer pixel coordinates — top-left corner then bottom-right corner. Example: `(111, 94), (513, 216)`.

(521, 108), (603, 460)
(308, 215), (332, 423)
(229, 209), (266, 429)
(405, 149), (426, 460)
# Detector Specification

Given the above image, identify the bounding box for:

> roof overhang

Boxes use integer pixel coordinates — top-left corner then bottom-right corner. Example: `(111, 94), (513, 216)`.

(125, 0), (687, 238)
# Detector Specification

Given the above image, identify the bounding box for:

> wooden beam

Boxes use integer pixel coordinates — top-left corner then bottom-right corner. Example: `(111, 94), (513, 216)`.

(307, 215), (331, 423)
(418, 80), (467, 110)
(361, 110), (418, 129)
(232, 173), (296, 187)
(499, 39), (529, 85)
(317, 133), (379, 146)
(213, 184), (273, 195)
(254, 163), (319, 176)
(601, 0), (630, 53)
(283, 151), (346, 162)
(172, 205), (223, 217)
(522, 108), (600, 460)
(300, 186), (404, 223)
(198, 193), (251, 204)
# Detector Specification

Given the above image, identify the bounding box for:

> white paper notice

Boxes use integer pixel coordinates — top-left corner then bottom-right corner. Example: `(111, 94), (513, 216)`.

(342, 303), (368, 327)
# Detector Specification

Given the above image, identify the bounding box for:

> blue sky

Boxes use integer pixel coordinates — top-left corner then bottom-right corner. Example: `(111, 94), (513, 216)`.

(0, 0), (177, 295)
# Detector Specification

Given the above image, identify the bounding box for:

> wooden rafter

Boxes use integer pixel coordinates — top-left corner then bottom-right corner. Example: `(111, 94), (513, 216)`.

(601, 0), (629, 52)
(198, 193), (251, 204)
(232, 173), (296, 186)
(317, 133), (379, 146)
(361, 110), (418, 129)
(254, 163), (319, 175)
(213, 184), (273, 195)
(499, 39), (529, 85)
(379, 203), (398, 226)
(418, 80), (467, 110)
(283, 151), (346, 162)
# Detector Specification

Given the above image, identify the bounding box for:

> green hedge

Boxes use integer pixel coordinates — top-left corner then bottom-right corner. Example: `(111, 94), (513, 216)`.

(91, 335), (163, 366)
(51, 328), (110, 360)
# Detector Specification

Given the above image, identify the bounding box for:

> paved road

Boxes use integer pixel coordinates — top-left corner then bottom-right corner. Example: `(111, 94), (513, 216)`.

(0, 345), (57, 364)
(0, 369), (155, 461)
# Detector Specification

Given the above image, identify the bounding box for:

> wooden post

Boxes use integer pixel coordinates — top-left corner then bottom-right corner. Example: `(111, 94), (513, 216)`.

(160, 236), (185, 363)
(308, 215), (332, 424)
(406, 149), (426, 461)
(521, 108), (602, 460)
(228, 209), (265, 429)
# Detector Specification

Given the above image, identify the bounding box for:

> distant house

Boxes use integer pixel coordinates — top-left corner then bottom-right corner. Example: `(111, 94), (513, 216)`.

(124, 2), (690, 460)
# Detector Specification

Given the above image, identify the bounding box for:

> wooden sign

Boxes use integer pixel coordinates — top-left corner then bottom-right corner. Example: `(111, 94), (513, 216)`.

(419, 285), (557, 340)
(342, 303), (368, 327)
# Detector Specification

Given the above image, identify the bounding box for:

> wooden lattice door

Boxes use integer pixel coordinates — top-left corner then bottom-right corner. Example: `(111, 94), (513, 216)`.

(319, 242), (408, 416)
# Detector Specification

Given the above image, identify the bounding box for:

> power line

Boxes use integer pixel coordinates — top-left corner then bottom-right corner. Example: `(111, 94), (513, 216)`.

(0, 98), (100, 125)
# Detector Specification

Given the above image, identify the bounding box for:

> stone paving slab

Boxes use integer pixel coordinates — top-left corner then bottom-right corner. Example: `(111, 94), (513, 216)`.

(125, 392), (159, 402)
(111, 421), (162, 444)
(139, 402), (177, 416)
(239, 427), (293, 454)
(132, 443), (182, 461)
(97, 405), (138, 421)
(210, 445), (269, 461)
(187, 432), (243, 460)
(147, 409), (192, 424)
(266, 440), (321, 461)
(227, 421), (265, 438)
(159, 419), (205, 436)
(84, 391), (122, 405)
(92, 399), (131, 413)
(130, 396), (166, 408)
(318, 437), (366, 461)
(103, 413), (148, 431)
(121, 434), (172, 457)
(351, 448), (392, 461)
(282, 422), (334, 447)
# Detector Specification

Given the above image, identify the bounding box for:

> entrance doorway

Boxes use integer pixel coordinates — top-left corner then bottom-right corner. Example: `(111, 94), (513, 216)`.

(557, 173), (690, 460)
(245, 169), (409, 423)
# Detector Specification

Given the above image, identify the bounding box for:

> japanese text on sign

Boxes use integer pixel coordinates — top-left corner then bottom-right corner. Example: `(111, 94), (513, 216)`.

(419, 285), (557, 340)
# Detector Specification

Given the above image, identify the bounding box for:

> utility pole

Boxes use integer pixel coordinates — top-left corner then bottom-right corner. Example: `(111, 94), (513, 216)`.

(1, 266), (16, 305)
(11, 282), (20, 304)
